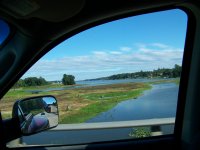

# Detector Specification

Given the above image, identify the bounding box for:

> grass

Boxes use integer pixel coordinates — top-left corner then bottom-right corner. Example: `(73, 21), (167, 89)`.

(1, 111), (12, 119)
(147, 78), (180, 85)
(174, 78), (180, 85)
(59, 84), (151, 123)
(83, 90), (141, 101)
(5, 83), (79, 99)
(11, 83), (65, 90)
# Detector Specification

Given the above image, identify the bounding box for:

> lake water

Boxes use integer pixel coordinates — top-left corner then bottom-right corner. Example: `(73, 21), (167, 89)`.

(87, 83), (178, 122)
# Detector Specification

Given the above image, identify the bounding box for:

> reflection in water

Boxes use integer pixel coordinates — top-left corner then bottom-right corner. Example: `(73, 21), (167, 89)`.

(87, 83), (178, 122)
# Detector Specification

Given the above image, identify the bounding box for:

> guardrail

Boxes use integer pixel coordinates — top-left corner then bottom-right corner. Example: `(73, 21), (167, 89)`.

(51, 117), (175, 131)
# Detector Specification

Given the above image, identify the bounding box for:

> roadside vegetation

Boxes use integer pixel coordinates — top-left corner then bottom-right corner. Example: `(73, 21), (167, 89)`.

(129, 127), (151, 138)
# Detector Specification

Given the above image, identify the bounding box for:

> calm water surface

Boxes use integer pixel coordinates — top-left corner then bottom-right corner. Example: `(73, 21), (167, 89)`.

(87, 83), (178, 122)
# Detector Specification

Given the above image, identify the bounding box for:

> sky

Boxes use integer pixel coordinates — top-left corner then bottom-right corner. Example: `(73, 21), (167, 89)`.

(43, 97), (56, 105)
(22, 9), (187, 81)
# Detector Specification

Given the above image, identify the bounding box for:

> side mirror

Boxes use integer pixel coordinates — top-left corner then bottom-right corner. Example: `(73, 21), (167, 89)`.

(12, 95), (59, 135)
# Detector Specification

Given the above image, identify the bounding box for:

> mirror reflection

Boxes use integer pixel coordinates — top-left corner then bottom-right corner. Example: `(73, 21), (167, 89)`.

(18, 96), (58, 134)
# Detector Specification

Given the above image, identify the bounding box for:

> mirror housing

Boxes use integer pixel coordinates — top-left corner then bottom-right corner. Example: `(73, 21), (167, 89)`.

(12, 95), (59, 135)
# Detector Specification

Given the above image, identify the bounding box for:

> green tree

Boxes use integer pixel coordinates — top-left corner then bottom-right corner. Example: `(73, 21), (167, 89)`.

(22, 77), (48, 87)
(38, 77), (48, 85)
(172, 64), (182, 77)
(62, 74), (75, 85)
(13, 79), (25, 88)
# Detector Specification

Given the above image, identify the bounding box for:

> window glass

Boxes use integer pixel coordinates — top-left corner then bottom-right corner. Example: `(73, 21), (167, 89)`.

(0, 19), (10, 45)
(2, 9), (187, 147)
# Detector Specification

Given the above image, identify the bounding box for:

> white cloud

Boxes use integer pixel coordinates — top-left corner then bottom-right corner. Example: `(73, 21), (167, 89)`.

(23, 43), (184, 81)
(92, 51), (107, 56)
(150, 43), (170, 49)
(110, 51), (122, 55)
(134, 43), (146, 49)
(120, 47), (132, 52)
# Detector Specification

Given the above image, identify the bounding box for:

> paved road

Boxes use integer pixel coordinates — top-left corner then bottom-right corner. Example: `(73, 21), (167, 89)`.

(35, 112), (58, 127)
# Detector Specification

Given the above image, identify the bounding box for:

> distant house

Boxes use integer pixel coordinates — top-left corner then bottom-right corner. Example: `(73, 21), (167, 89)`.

(49, 81), (62, 84)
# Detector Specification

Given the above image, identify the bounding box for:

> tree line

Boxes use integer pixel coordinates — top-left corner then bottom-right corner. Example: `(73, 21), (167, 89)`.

(95, 64), (182, 80)
(14, 77), (49, 88)
(20, 98), (45, 115)
(14, 74), (76, 88)
(13, 64), (181, 87)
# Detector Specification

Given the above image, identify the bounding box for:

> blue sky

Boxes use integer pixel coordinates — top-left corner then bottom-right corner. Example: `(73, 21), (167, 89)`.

(23, 9), (187, 81)
(43, 97), (56, 105)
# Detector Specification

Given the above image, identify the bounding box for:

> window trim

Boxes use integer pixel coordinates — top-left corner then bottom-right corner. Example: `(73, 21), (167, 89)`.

(6, 7), (190, 147)
(0, 19), (14, 50)
(173, 7), (196, 140)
